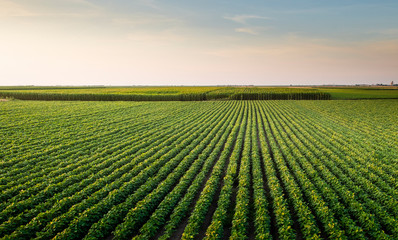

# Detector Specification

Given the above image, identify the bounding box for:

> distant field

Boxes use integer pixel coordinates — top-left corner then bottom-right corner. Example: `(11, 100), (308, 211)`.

(316, 87), (398, 99)
(1, 86), (397, 101)
(1, 100), (397, 239)
(0, 86), (221, 94)
(0, 86), (330, 101)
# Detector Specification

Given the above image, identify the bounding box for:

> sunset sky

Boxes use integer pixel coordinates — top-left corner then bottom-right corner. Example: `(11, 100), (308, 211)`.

(1, 0), (398, 86)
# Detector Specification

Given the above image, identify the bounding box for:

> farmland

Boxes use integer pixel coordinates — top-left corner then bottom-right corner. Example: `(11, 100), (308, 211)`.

(0, 86), (331, 101)
(1, 86), (397, 101)
(1, 99), (397, 239)
(316, 87), (398, 99)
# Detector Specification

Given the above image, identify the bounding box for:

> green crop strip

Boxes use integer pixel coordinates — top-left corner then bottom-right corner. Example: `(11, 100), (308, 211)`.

(0, 99), (396, 239)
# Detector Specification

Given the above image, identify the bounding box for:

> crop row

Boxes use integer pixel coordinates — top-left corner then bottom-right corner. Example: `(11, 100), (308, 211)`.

(1, 100), (396, 239)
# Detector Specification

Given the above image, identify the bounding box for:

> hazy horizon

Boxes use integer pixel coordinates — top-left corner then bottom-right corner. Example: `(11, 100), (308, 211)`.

(1, 0), (398, 86)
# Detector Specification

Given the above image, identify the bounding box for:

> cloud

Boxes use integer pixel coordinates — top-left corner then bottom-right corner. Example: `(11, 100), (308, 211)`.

(224, 15), (271, 24)
(235, 28), (258, 35)
(234, 26), (272, 35)
(112, 15), (180, 27)
(224, 14), (272, 35)
(137, 0), (159, 9)
(126, 30), (186, 44)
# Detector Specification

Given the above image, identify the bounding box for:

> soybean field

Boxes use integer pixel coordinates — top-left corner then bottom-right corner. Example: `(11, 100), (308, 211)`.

(0, 100), (397, 240)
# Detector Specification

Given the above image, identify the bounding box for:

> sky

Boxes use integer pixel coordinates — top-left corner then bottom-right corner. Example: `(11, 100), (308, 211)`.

(1, 0), (398, 86)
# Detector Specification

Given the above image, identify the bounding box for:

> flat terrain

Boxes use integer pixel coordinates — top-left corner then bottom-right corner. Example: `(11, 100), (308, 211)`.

(1, 100), (397, 239)
(0, 86), (331, 101)
(1, 86), (397, 101)
(316, 87), (398, 99)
